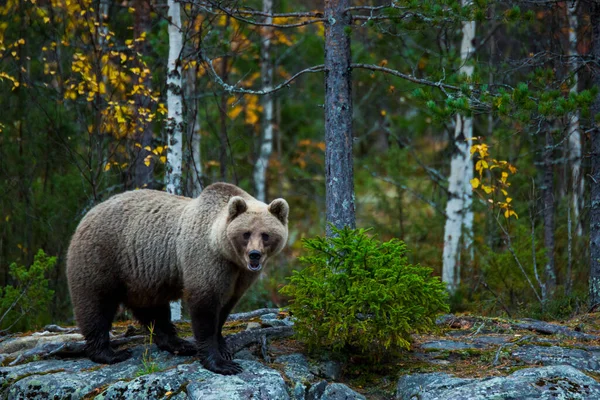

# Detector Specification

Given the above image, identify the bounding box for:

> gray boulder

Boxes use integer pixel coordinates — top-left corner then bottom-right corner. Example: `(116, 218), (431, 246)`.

(396, 365), (600, 400)
(513, 345), (600, 373)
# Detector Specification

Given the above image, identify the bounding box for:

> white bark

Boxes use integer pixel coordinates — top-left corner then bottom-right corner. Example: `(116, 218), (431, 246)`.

(166, 0), (184, 320)
(165, 0), (184, 196)
(568, 1), (583, 236)
(442, 0), (475, 294)
(253, 0), (274, 203)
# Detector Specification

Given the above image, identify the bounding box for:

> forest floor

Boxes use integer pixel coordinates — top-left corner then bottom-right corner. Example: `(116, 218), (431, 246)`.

(2, 311), (600, 399)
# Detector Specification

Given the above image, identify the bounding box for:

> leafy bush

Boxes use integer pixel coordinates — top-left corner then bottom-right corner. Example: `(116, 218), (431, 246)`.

(280, 226), (449, 358)
(0, 249), (56, 333)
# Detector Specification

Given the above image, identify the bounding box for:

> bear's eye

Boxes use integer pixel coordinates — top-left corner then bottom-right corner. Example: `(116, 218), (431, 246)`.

(261, 233), (270, 242)
(243, 232), (251, 240)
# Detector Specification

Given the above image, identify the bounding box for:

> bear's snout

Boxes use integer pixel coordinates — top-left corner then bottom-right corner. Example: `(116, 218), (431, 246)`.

(249, 250), (261, 261)
(247, 250), (263, 271)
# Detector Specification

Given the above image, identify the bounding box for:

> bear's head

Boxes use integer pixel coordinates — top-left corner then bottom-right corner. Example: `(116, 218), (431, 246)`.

(225, 196), (289, 272)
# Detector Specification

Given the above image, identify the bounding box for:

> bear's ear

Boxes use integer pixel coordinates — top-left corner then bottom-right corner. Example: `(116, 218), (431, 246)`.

(228, 196), (248, 222)
(268, 198), (289, 225)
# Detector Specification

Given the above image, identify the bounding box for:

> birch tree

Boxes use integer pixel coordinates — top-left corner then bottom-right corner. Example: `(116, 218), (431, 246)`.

(166, 0), (184, 321)
(442, 0), (476, 294)
(567, 1), (583, 237)
(253, 0), (274, 203)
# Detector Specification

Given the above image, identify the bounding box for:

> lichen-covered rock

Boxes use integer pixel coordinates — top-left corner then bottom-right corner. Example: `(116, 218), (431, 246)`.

(185, 360), (289, 399)
(319, 383), (366, 400)
(1, 347), (185, 399)
(513, 345), (600, 373)
(275, 353), (315, 383)
(396, 365), (600, 400)
(420, 340), (487, 351)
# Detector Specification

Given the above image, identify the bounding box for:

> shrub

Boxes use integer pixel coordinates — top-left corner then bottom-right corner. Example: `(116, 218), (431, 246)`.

(280, 226), (449, 359)
(0, 249), (56, 333)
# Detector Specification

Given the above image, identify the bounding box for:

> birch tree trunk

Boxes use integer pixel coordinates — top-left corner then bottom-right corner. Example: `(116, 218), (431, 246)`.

(324, 0), (355, 237)
(253, 0), (274, 203)
(543, 129), (556, 296)
(589, 1), (600, 309)
(567, 1), (583, 237)
(442, 0), (475, 294)
(166, 0), (184, 321)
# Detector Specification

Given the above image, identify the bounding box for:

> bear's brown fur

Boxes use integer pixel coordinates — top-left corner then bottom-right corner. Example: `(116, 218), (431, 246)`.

(66, 182), (289, 375)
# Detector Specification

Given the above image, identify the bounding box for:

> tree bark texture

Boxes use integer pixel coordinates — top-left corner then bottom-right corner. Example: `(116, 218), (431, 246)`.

(185, 66), (202, 197)
(166, 0), (184, 321)
(442, 0), (475, 294)
(567, 1), (583, 236)
(589, 0), (600, 308)
(324, 0), (355, 237)
(543, 129), (556, 295)
(165, 0), (184, 197)
(253, 0), (274, 203)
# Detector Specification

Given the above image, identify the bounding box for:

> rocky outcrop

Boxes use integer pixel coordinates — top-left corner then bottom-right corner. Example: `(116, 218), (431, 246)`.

(396, 365), (600, 400)
(3, 314), (600, 399)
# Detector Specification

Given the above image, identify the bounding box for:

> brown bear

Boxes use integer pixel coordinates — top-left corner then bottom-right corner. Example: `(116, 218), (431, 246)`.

(66, 182), (289, 375)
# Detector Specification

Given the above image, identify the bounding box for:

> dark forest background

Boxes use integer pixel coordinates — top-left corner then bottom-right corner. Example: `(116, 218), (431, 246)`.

(1, 0), (600, 332)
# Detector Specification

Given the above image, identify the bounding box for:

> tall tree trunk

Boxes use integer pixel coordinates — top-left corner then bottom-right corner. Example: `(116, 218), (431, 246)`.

(185, 65), (202, 197)
(543, 128), (556, 296)
(324, 0), (355, 237)
(133, 0), (154, 189)
(589, 0), (600, 308)
(568, 1), (583, 237)
(442, 0), (475, 294)
(166, 0), (184, 321)
(253, 0), (274, 203)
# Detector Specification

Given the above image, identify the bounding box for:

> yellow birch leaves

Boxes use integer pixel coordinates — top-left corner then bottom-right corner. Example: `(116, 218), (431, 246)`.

(470, 140), (518, 219)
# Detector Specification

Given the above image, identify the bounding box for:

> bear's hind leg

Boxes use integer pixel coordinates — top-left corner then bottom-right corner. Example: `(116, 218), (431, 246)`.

(77, 299), (131, 364)
(131, 305), (196, 356)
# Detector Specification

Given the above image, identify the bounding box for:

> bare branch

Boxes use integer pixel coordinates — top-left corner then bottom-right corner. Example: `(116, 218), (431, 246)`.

(198, 50), (324, 95)
(186, 0), (326, 28)
(351, 63), (461, 92)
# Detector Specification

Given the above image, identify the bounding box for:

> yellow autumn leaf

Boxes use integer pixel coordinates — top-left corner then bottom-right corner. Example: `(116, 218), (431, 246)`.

(144, 155), (152, 167)
(144, 146), (152, 151)
(501, 172), (508, 183)
(104, 163), (111, 172)
(120, 53), (127, 64)
(482, 185), (493, 194)
(160, 156), (166, 163)
(470, 178), (480, 189)
(506, 197), (512, 203)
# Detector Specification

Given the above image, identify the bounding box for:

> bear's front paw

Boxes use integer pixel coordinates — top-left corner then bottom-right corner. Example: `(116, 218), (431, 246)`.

(218, 336), (233, 360)
(202, 353), (243, 375)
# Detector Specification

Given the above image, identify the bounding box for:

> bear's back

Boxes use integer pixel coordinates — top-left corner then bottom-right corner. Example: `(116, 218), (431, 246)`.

(67, 190), (192, 304)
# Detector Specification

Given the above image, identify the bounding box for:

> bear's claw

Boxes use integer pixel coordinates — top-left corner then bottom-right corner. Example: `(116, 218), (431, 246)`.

(202, 353), (243, 375)
(89, 348), (132, 364)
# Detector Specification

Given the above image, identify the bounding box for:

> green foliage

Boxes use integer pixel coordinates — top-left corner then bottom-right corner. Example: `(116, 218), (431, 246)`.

(0, 250), (56, 333)
(280, 226), (449, 359)
(137, 323), (161, 377)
